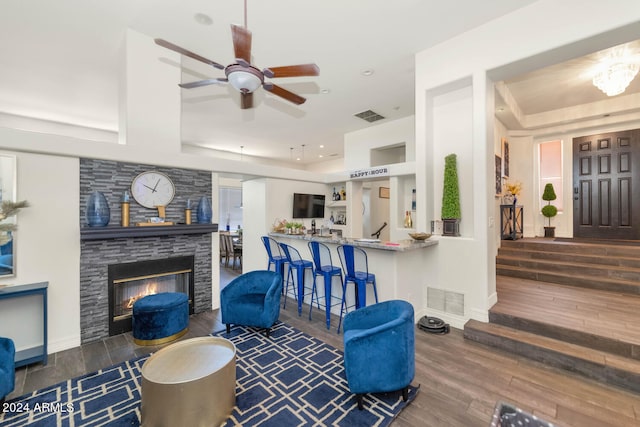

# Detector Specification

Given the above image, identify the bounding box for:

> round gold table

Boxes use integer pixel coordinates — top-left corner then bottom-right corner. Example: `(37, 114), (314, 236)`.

(141, 336), (236, 427)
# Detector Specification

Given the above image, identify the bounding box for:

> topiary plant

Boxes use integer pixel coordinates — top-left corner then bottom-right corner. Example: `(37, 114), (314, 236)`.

(441, 153), (461, 219)
(541, 183), (558, 229)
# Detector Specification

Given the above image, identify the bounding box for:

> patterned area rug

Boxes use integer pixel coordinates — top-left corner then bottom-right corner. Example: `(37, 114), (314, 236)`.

(1, 322), (418, 426)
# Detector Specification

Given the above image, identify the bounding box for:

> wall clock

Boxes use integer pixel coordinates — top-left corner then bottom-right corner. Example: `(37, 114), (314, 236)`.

(130, 171), (175, 209)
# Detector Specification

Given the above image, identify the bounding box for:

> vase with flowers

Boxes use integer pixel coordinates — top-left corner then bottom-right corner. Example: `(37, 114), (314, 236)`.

(503, 181), (522, 205)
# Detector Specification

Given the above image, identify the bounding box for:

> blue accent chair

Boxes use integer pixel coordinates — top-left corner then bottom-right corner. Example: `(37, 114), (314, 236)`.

(342, 300), (415, 410)
(308, 241), (343, 330)
(279, 243), (317, 316)
(0, 337), (15, 403)
(337, 244), (379, 333)
(261, 236), (288, 281)
(221, 270), (282, 337)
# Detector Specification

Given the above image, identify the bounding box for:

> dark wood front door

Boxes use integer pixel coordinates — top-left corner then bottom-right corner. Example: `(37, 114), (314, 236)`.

(573, 129), (640, 239)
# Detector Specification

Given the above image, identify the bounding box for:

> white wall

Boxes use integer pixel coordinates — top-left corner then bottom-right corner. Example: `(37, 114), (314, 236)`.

(344, 115), (415, 171)
(0, 152), (80, 353)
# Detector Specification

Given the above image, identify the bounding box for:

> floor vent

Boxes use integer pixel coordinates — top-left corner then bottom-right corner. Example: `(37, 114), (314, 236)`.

(427, 287), (464, 316)
(354, 109), (385, 123)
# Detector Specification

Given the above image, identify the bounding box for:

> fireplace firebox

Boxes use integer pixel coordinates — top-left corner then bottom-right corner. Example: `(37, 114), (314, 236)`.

(108, 256), (195, 336)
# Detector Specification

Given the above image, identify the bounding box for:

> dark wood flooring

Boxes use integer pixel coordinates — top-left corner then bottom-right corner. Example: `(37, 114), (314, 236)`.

(7, 266), (640, 426)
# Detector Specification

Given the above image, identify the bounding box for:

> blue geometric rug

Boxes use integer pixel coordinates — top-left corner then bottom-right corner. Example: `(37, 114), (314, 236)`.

(0, 322), (419, 426)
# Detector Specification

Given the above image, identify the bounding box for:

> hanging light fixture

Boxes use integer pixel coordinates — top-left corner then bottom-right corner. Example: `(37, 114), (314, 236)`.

(592, 49), (639, 97)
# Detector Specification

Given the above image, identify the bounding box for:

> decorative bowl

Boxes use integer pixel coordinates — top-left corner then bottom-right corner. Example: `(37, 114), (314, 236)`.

(409, 232), (432, 241)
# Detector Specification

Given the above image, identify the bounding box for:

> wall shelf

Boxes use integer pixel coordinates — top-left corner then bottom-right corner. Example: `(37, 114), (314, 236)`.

(80, 223), (219, 241)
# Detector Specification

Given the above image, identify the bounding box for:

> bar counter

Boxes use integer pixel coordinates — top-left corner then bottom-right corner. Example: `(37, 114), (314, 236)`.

(269, 232), (438, 317)
(268, 232), (438, 251)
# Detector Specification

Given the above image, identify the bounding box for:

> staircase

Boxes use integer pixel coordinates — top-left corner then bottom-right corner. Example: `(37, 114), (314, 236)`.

(464, 238), (640, 394)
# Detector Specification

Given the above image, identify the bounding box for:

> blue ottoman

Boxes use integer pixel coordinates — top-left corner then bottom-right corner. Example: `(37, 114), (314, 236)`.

(133, 292), (189, 346)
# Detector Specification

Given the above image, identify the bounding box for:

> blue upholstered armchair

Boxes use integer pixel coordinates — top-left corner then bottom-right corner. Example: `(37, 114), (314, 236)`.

(0, 337), (15, 403)
(221, 270), (283, 337)
(342, 300), (415, 410)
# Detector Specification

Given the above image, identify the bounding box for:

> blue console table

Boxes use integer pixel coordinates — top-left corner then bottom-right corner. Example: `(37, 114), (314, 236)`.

(0, 282), (48, 367)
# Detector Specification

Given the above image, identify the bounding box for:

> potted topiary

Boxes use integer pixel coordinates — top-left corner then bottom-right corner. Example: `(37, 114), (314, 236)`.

(441, 153), (461, 236)
(541, 183), (558, 238)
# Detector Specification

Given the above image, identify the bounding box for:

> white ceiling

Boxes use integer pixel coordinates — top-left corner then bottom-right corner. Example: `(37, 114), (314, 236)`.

(1, 1), (638, 167)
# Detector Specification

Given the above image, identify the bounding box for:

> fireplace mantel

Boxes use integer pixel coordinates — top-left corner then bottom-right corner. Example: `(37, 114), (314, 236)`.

(80, 224), (219, 241)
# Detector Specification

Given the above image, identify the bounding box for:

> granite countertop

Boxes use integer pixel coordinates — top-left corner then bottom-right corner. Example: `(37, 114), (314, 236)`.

(269, 232), (438, 252)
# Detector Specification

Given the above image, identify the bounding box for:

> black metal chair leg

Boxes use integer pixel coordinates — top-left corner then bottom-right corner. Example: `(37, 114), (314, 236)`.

(356, 394), (364, 410)
(265, 327), (270, 338)
(226, 324), (231, 334)
(402, 386), (409, 402)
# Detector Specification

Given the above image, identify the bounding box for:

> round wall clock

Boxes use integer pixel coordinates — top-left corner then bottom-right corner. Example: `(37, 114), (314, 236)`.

(130, 171), (175, 209)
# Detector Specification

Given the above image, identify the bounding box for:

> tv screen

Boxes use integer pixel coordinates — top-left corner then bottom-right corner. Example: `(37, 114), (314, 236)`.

(292, 193), (325, 218)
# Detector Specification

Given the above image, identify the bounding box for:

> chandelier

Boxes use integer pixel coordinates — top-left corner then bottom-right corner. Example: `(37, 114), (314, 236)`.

(592, 56), (639, 97)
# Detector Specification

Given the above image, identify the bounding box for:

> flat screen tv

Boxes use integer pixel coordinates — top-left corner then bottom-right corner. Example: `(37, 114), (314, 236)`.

(292, 193), (325, 218)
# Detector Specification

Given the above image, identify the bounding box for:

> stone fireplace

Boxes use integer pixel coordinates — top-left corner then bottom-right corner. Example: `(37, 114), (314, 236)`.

(79, 158), (216, 344)
(107, 255), (195, 336)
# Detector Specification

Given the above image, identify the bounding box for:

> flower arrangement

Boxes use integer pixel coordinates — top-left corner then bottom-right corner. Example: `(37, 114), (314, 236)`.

(504, 181), (522, 196)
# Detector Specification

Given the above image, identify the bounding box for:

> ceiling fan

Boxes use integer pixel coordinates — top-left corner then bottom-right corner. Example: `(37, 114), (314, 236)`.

(154, 1), (319, 109)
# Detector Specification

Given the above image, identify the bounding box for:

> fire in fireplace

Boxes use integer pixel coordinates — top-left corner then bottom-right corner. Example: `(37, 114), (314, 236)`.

(108, 256), (195, 336)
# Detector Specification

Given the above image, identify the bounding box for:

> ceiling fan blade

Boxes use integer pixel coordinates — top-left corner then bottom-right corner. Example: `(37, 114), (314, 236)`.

(179, 78), (228, 89)
(263, 83), (306, 105)
(241, 92), (253, 109)
(231, 24), (252, 64)
(155, 38), (225, 70)
(263, 64), (320, 78)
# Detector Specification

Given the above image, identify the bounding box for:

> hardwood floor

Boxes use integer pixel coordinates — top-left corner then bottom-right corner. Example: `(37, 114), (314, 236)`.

(7, 265), (640, 426)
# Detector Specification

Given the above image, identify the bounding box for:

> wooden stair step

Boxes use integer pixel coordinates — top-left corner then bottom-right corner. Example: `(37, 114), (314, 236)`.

(496, 264), (640, 295)
(500, 239), (640, 258)
(497, 247), (640, 269)
(496, 255), (640, 281)
(464, 319), (640, 394)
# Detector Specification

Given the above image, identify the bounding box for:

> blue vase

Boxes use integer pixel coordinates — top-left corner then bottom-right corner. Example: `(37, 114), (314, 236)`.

(86, 191), (110, 227)
(196, 196), (212, 224)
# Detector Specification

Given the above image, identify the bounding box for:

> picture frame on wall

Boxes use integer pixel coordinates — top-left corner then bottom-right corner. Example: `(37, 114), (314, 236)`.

(502, 138), (510, 178)
(379, 187), (390, 199)
(495, 155), (502, 196)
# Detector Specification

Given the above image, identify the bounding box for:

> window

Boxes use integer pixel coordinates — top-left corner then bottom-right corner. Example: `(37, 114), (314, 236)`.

(218, 187), (243, 231)
(539, 140), (563, 212)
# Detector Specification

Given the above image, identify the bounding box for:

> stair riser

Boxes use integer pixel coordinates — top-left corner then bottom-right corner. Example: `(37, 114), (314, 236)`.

(489, 312), (639, 359)
(496, 257), (640, 281)
(463, 325), (640, 394)
(498, 248), (640, 269)
(496, 266), (640, 295)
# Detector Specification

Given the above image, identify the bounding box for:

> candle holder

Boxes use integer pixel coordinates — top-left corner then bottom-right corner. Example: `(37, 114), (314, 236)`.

(185, 209), (192, 225)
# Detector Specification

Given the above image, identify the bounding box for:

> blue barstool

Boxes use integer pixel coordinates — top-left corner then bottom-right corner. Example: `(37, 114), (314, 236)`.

(279, 243), (317, 316)
(337, 244), (379, 333)
(261, 236), (288, 282)
(308, 241), (343, 330)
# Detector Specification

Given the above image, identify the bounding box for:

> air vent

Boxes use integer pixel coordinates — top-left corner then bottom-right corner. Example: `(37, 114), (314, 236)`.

(354, 109), (385, 123)
(427, 287), (464, 316)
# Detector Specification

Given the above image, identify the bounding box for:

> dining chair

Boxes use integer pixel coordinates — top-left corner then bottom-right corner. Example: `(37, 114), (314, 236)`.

(336, 244), (379, 333)
(224, 234), (242, 269)
(308, 241), (343, 330)
(278, 243), (317, 316)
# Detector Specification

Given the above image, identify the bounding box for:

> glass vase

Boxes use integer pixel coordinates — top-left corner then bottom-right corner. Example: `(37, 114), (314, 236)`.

(86, 191), (110, 227)
(196, 196), (212, 224)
